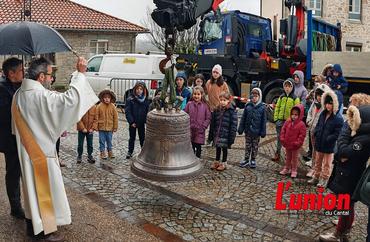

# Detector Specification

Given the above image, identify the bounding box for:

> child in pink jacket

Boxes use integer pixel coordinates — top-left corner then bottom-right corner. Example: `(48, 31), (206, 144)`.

(279, 104), (307, 178)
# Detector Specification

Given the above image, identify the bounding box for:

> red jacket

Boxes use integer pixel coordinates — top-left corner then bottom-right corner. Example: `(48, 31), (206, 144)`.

(280, 104), (306, 150)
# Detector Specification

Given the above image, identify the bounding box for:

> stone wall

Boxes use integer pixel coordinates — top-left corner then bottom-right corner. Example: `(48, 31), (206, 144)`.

(319, 0), (370, 51)
(258, 0), (370, 52)
(55, 31), (136, 84)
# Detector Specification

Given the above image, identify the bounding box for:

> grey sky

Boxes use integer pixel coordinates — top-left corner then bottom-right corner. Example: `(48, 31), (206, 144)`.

(71, 0), (260, 27)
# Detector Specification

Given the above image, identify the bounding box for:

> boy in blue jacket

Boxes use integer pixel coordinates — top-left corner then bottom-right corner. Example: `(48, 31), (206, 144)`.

(238, 88), (266, 168)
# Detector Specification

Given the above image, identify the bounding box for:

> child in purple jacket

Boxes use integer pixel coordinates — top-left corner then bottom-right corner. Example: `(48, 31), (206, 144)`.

(184, 86), (211, 158)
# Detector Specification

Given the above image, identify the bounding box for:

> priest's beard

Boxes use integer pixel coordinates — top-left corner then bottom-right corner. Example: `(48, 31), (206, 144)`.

(42, 81), (52, 90)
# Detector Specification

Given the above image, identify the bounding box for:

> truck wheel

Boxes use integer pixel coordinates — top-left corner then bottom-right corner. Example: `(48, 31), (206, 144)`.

(265, 87), (283, 123)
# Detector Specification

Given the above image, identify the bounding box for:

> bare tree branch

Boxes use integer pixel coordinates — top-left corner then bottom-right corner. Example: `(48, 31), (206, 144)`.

(141, 8), (199, 54)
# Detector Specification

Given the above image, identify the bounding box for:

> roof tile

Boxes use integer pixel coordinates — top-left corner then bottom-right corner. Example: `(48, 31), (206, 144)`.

(0, 0), (148, 32)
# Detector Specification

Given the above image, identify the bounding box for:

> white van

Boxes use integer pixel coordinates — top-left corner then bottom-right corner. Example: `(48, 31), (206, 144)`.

(86, 53), (167, 106)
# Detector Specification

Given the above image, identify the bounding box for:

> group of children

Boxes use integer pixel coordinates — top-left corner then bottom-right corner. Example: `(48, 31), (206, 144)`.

(74, 64), (242, 173)
(75, 63), (349, 182)
(76, 89), (118, 163)
(270, 64), (350, 189)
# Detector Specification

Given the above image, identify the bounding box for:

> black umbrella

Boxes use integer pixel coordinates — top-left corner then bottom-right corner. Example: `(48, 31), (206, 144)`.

(0, 21), (73, 55)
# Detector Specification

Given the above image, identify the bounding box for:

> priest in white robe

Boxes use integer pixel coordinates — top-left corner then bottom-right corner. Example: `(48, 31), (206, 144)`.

(12, 57), (99, 241)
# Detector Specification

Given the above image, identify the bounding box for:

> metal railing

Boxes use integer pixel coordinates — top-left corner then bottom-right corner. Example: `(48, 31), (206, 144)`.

(109, 78), (162, 107)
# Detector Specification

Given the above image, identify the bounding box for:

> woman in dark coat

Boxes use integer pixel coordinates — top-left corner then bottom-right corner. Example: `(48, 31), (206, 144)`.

(319, 105), (370, 242)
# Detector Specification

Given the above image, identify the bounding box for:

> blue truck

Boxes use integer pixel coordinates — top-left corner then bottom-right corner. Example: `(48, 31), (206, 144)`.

(180, 6), (342, 109)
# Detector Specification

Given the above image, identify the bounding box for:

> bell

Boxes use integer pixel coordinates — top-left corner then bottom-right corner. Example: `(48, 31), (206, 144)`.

(131, 109), (203, 181)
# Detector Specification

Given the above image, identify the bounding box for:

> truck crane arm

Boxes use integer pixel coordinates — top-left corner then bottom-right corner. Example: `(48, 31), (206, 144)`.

(152, 0), (224, 32)
(152, 0), (224, 72)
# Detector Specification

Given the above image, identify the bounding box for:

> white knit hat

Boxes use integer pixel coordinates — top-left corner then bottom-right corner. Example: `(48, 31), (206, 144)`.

(212, 64), (222, 75)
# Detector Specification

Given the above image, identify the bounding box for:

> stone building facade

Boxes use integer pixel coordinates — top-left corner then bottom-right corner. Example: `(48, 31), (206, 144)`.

(261, 0), (370, 52)
(54, 31), (137, 83)
(319, 0), (370, 52)
(0, 0), (147, 84)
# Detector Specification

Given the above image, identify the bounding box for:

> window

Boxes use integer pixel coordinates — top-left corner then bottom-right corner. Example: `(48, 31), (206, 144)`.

(87, 56), (103, 72)
(308, 0), (322, 17)
(346, 42), (362, 52)
(89, 40), (108, 57)
(248, 23), (262, 37)
(349, 0), (361, 20)
(200, 19), (222, 43)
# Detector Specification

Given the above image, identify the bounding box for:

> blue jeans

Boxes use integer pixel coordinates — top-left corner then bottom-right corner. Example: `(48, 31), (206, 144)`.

(99, 131), (113, 152)
(78, 131), (93, 157)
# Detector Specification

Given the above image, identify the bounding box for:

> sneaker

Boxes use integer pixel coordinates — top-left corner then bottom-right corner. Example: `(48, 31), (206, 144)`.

(317, 179), (328, 188)
(319, 231), (348, 242)
(126, 153), (132, 159)
(305, 160), (312, 167)
(108, 151), (115, 159)
(77, 156), (82, 164)
(307, 177), (319, 185)
(100, 152), (108, 160)
(249, 160), (256, 169)
(306, 169), (314, 178)
(216, 163), (226, 171)
(239, 159), (250, 168)
(211, 161), (220, 170)
(279, 168), (291, 175)
(87, 156), (96, 164)
(291, 171), (297, 178)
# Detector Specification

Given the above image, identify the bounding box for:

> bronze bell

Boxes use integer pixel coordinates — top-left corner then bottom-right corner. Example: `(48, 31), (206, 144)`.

(131, 109), (203, 181)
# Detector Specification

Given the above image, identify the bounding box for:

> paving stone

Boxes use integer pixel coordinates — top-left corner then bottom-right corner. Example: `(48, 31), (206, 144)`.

(223, 224), (234, 234)
(54, 113), (369, 242)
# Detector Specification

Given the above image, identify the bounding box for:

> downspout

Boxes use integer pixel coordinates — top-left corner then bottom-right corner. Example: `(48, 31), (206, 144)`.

(131, 33), (138, 53)
(260, 0), (262, 16)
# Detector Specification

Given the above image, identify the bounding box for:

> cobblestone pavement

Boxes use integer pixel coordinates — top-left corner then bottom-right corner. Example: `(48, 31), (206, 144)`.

(58, 111), (368, 242)
(0, 154), (161, 242)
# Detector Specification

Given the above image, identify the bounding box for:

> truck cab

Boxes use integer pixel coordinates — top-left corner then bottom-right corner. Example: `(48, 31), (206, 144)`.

(197, 11), (272, 58)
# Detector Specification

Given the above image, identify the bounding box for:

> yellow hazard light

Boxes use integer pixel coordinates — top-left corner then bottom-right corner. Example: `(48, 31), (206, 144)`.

(271, 60), (279, 70)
